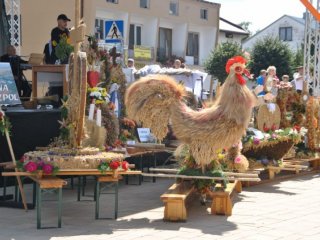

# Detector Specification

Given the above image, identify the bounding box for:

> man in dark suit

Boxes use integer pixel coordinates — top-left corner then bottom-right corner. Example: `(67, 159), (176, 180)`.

(0, 45), (31, 98)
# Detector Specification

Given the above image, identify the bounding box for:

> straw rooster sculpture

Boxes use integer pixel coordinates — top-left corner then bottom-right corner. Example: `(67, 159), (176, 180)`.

(125, 56), (256, 171)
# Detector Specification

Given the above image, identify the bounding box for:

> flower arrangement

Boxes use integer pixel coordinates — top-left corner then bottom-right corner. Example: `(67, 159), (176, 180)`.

(87, 87), (110, 105)
(0, 111), (11, 135)
(84, 35), (109, 71)
(97, 159), (130, 173)
(17, 156), (59, 175)
(242, 127), (306, 162)
(53, 33), (74, 63)
(119, 117), (137, 142)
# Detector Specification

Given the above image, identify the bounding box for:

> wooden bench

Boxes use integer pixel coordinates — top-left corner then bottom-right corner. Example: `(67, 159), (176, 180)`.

(207, 180), (242, 216)
(268, 161), (308, 180)
(30, 176), (66, 229)
(300, 158), (320, 170)
(160, 181), (196, 222)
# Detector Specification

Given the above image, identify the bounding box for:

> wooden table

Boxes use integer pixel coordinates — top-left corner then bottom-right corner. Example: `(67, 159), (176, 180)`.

(32, 64), (69, 99)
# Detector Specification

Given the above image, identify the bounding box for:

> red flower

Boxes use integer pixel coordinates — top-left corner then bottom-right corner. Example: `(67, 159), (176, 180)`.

(109, 160), (120, 170)
(121, 161), (129, 171)
(263, 123), (270, 132)
(24, 162), (38, 173)
(294, 125), (301, 132)
(20, 155), (26, 163)
(271, 124), (277, 131)
(43, 164), (54, 174)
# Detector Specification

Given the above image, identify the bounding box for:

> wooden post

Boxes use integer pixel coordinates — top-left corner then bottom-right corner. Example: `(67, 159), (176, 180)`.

(1, 110), (28, 210)
(70, 0), (87, 147)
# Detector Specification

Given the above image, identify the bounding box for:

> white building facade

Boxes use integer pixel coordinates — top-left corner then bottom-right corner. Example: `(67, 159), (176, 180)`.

(218, 17), (249, 46)
(93, 0), (220, 65)
(242, 15), (305, 52)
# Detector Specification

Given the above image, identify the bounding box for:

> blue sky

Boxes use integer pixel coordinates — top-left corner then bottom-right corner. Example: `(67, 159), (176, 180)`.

(209, 0), (306, 33)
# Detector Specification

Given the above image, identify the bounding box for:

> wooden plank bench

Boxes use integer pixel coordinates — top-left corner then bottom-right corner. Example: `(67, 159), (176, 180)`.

(207, 180), (242, 216)
(160, 181), (196, 222)
(268, 161), (308, 180)
(29, 176), (66, 229)
(299, 158), (320, 170)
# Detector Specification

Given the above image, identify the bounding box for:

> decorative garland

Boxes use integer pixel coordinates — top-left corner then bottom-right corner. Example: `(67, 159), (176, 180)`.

(97, 159), (129, 173)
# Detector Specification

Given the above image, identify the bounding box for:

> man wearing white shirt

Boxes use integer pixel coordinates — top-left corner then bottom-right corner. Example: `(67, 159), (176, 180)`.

(291, 66), (304, 93)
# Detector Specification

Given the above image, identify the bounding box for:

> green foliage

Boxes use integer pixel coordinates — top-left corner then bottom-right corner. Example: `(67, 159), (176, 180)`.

(293, 45), (304, 68)
(239, 21), (252, 36)
(55, 35), (74, 61)
(0, 115), (11, 136)
(178, 167), (228, 191)
(250, 37), (293, 78)
(97, 162), (110, 174)
(204, 42), (243, 83)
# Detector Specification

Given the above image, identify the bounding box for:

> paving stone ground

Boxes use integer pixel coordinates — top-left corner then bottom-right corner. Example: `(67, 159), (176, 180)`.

(0, 172), (320, 240)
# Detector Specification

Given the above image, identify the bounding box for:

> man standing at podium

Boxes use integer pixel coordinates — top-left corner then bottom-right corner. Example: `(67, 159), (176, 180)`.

(50, 14), (71, 63)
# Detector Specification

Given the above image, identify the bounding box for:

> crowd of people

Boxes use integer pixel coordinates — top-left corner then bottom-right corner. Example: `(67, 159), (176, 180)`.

(255, 65), (306, 97)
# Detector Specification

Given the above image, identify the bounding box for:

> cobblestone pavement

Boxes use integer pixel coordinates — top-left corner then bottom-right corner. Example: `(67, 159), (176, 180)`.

(0, 172), (319, 240)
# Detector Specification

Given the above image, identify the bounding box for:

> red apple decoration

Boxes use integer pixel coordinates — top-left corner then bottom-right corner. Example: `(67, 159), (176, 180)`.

(121, 161), (129, 171)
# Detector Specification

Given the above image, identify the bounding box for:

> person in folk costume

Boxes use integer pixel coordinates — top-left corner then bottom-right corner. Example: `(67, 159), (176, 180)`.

(109, 83), (121, 118)
(264, 66), (279, 98)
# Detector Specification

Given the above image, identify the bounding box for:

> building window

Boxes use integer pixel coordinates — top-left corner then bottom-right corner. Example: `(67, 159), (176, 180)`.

(279, 27), (292, 41)
(106, 0), (118, 3)
(225, 32), (233, 38)
(95, 18), (104, 40)
(200, 9), (208, 20)
(140, 0), (150, 8)
(186, 32), (199, 65)
(169, 1), (179, 16)
(129, 24), (142, 49)
(158, 27), (172, 61)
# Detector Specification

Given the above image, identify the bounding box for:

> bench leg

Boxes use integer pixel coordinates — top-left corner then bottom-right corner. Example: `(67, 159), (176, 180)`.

(58, 188), (62, 228)
(36, 185), (41, 229)
(95, 180), (118, 219)
(268, 169), (275, 180)
(36, 185), (62, 229)
(163, 200), (187, 222)
(95, 180), (100, 219)
(235, 181), (242, 193)
(211, 196), (232, 216)
(310, 160), (320, 170)
(114, 182), (118, 219)
(153, 153), (157, 183)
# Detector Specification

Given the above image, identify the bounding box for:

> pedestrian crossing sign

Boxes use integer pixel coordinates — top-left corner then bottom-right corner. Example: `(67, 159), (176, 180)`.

(105, 20), (124, 43)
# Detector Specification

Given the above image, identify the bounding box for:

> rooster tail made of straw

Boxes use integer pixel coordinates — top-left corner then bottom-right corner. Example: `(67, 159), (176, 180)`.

(125, 75), (185, 140)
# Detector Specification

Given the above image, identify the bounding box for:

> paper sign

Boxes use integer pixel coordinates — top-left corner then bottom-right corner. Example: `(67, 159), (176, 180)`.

(134, 45), (152, 60)
(137, 128), (151, 142)
(0, 63), (21, 105)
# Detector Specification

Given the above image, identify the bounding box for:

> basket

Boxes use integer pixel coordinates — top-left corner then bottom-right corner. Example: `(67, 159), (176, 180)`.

(242, 139), (295, 160)
(22, 100), (37, 109)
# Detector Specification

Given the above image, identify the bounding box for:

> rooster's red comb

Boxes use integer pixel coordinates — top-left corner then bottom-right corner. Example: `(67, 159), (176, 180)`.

(225, 56), (247, 73)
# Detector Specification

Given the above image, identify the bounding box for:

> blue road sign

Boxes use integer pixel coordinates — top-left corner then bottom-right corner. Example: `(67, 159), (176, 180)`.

(105, 20), (124, 43)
